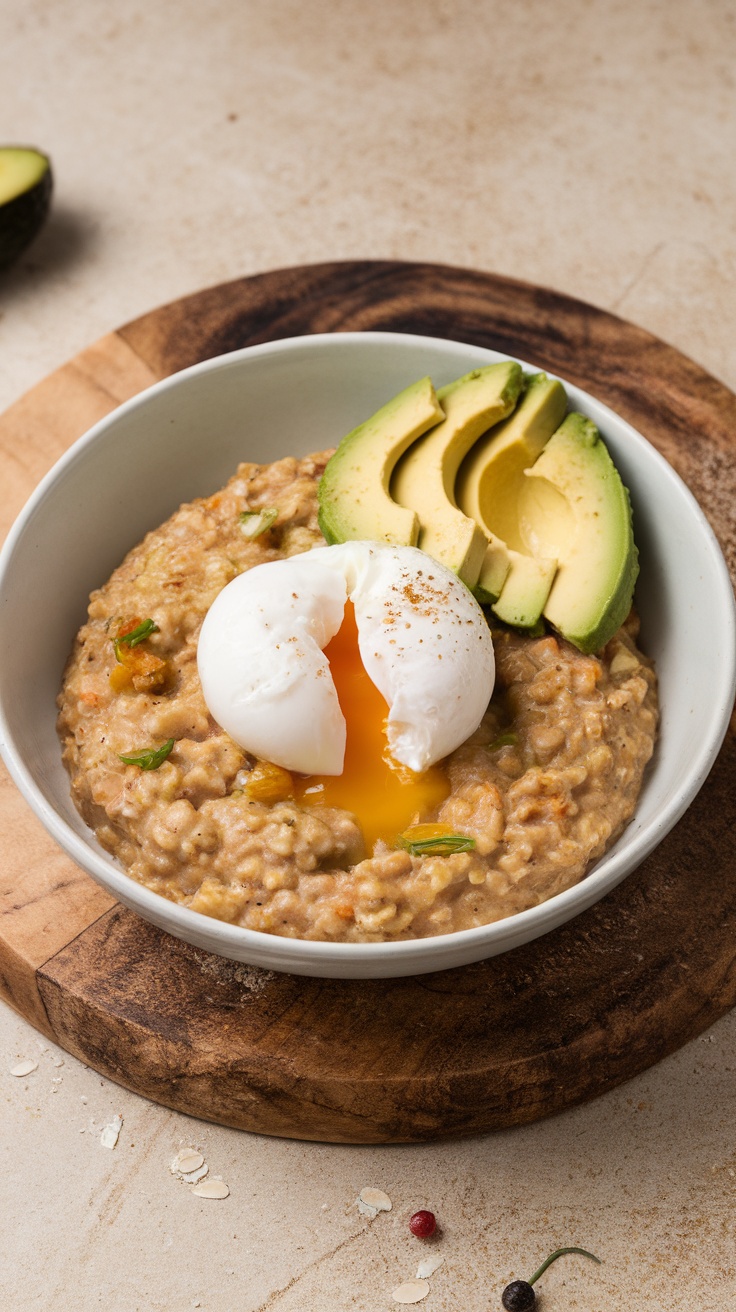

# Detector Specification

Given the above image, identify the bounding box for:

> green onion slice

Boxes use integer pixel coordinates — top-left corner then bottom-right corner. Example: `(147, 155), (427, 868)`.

(488, 731), (518, 751)
(118, 739), (175, 771)
(397, 830), (477, 857)
(239, 507), (279, 538)
(113, 618), (159, 659)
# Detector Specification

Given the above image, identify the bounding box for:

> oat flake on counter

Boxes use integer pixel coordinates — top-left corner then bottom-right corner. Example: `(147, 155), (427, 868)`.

(392, 1279), (430, 1304)
(192, 1178), (230, 1199)
(357, 1187), (392, 1218)
(416, 1255), (444, 1280)
(10, 1059), (38, 1077)
(100, 1114), (123, 1149)
(182, 1164), (209, 1184)
(170, 1148), (209, 1182)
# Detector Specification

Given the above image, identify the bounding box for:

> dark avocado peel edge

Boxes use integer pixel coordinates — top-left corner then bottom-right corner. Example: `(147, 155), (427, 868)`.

(0, 146), (53, 270)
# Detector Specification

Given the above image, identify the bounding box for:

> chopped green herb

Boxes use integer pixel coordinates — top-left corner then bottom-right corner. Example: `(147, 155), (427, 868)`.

(118, 739), (175, 771)
(113, 618), (159, 659)
(488, 731), (519, 751)
(397, 831), (476, 857)
(239, 507), (279, 538)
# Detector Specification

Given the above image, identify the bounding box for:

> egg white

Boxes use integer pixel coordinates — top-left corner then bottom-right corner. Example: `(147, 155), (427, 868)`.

(197, 541), (495, 776)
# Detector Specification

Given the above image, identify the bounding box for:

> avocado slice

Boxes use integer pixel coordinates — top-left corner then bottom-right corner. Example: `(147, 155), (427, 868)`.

(519, 412), (639, 653)
(318, 376), (445, 546)
(0, 147), (52, 270)
(390, 362), (523, 587)
(455, 373), (568, 624)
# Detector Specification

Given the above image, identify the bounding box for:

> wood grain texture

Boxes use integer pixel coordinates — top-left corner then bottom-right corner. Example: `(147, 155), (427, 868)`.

(0, 332), (154, 1030)
(36, 724), (736, 1142)
(0, 763), (114, 1037)
(2, 260), (735, 1141)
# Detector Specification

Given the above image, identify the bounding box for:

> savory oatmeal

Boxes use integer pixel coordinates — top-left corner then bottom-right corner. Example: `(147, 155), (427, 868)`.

(57, 451), (658, 942)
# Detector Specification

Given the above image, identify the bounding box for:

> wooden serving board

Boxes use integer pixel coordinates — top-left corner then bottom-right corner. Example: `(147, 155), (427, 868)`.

(1, 261), (735, 1143)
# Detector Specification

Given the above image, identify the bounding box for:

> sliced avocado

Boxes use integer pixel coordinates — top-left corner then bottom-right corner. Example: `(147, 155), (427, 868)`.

(473, 537), (513, 606)
(455, 372), (568, 623)
(318, 376), (445, 546)
(519, 412), (639, 654)
(492, 553), (559, 629)
(0, 147), (52, 270)
(390, 362), (523, 586)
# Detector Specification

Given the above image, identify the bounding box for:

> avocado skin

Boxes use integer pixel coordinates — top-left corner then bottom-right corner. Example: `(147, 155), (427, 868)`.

(0, 155), (53, 270)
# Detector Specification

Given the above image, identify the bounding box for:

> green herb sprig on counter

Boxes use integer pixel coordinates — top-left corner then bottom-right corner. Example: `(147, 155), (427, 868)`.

(239, 507), (279, 538)
(118, 739), (175, 771)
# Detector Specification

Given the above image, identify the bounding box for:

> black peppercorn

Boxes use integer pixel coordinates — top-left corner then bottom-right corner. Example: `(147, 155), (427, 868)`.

(500, 1246), (601, 1310)
(501, 1278), (536, 1311)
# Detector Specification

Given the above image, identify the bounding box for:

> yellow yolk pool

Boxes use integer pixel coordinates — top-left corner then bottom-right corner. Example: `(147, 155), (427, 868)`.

(293, 602), (450, 852)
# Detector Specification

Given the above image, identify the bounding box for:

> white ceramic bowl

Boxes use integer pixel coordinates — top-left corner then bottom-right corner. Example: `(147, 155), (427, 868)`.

(1, 332), (734, 978)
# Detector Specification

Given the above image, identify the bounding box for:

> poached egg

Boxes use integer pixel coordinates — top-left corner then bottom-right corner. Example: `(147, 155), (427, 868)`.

(197, 542), (495, 848)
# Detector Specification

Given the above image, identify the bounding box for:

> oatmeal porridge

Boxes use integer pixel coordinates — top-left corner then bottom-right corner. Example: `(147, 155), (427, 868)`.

(57, 451), (658, 942)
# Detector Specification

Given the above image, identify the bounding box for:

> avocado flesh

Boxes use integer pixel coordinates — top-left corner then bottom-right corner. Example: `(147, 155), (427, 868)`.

(455, 373), (567, 621)
(390, 362), (523, 587)
(521, 412), (639, 654)
(0, 147), (52, 270)
(317, 376), (445, 546)
(493, 553), (559, 628)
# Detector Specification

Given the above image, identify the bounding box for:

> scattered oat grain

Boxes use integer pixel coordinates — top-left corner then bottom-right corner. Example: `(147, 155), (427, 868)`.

(192, 1179), (230, 1199)
(392, 1279), (430, 1304)
(358, 1187), (392, 1218)
(10, 1059), (38, 1077)
(416, 1255), (444, 1279)
(184, 1164), (209, 1183)
(100, 1114), (123, 1149)
(171, 1148), (206, 1175)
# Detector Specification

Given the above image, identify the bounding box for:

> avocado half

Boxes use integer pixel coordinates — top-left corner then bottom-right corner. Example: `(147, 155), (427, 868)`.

(0, 147), (53, 270)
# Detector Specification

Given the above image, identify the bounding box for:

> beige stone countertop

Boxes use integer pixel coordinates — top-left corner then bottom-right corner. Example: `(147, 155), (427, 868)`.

(2, 2), (735, 1309)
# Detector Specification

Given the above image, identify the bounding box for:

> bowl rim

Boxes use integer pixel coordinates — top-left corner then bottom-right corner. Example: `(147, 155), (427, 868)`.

(1, 329), (735, 969)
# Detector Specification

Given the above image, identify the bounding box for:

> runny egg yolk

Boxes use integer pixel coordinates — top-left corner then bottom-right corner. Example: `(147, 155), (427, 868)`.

(292, 601), (450, 852)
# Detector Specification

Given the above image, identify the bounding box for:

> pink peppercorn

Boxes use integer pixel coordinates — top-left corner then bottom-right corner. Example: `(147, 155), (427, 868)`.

(409, 1210), (436, 1238)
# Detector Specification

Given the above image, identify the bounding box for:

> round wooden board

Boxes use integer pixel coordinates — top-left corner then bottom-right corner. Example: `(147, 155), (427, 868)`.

(1, 261), (735, 1143)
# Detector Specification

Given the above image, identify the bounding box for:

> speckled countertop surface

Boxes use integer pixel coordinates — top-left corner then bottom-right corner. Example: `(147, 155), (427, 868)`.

(2, 3), (735, 1309)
